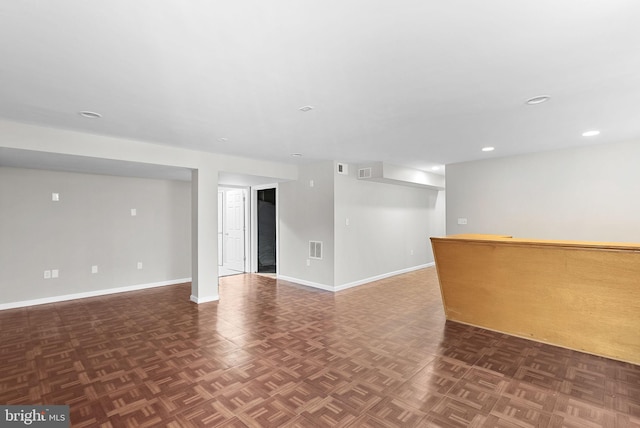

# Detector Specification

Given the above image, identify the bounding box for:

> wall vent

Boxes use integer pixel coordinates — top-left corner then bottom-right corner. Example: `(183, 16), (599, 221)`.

(337, 163), (348, 175)
(356, 162), (445, 189)
(309, 241), (323, 259)
(358, 167), (372, 179)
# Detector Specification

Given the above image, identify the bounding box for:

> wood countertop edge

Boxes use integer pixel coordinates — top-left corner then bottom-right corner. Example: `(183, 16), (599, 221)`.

(430, 235), (640, 252)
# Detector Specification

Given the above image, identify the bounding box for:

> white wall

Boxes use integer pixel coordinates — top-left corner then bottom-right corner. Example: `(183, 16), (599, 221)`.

(0, 167), (191, 306)
(279, 161), (446, 290)
(446, 140), (640, 242)
(279, 161), (335, 288)
(0, 119), (297, 304)
(334, 162), (444, 287)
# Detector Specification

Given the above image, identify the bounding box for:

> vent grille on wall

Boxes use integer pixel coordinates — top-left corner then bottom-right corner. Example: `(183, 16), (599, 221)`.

(309, 241), (323, 259)
(358, 167), (372, 179)
(356, 162), (445, 189)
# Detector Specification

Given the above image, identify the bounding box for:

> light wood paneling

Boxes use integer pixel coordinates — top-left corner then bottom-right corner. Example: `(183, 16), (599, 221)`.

(431, 235), (640, 365)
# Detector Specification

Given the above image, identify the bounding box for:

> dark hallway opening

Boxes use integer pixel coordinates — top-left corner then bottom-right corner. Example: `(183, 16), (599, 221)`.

(257, 188), (276, 273)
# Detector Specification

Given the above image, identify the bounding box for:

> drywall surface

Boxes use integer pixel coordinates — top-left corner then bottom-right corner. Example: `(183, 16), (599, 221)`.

(279, 161), (335, 288)
(0, 119), (298, 179)
(0, 119), (298, 304)
(334, 162), (444, 286)
(279, 160), (445, 289)
(0, 167), (191, 305)
(446, 140), (640, 242)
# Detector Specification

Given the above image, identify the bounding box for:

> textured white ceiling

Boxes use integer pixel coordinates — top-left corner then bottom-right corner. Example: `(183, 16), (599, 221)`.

(1, 1), (639, 176)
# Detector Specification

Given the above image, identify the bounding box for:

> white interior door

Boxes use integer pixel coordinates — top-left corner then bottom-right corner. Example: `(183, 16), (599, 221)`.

(224, 189), (245, 272)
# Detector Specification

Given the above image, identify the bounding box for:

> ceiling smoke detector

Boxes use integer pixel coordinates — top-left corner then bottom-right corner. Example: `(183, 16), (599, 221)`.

(525, 95), (550, 105)
(78, 111), (102, 119)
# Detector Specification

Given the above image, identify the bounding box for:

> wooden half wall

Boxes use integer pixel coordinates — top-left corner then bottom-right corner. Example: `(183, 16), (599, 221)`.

(431, 234), (640, 365)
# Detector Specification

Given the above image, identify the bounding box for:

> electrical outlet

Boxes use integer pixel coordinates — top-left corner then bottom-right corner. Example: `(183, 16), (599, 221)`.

(51, 269), (59, 278)
(91, 265), (98, 274)
(44, 270), (51, 279)
(410, 249), (414, 255)
(457, 218), (468, 225)
(137, 262), (143, 270)
(306, 259), (310, 266)
(309, 180), (314, 188)
(131, 208), (137, 216)
(51, 193), (60, 202)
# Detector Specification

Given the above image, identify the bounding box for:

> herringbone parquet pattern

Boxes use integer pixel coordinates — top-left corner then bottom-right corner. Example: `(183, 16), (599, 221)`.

(1, 268), (639, 427)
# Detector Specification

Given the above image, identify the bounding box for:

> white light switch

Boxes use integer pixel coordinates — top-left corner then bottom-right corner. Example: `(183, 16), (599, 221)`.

(131, 208), (137, 216)
(51, 269), (59, 278)
(91, 265), (98, 274)
(44, 270), (51, 279)
(137, 262), (143, 270)
(457, 218), (468, 225)
(346, 218), (350, 226)
(309, 180), (314, 188)
(51, 193), (60, 201)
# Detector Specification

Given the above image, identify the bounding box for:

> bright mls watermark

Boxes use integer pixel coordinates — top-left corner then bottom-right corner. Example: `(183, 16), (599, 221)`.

(1, 406), (69, 427)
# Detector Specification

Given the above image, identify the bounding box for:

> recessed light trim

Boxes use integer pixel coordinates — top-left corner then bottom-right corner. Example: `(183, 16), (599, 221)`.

(299, 106), (314, 112)
(79, 111), (102, 119)
(218, 137), (228, 142)
(482, 146), (495, 152)
(582, 130), (600, 137)
(290, 153), (303, 157)
(526, 95), (550, 105)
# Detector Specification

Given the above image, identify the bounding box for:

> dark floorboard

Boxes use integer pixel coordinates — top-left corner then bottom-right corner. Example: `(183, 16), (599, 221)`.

(1, 268), (638, 427)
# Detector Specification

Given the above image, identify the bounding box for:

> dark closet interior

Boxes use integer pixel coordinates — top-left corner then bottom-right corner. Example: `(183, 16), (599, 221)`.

(257, 188), (276, 273)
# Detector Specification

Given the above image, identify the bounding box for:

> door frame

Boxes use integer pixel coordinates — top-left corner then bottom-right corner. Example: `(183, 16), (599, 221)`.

(217, 190), (224, 267)
(251, 183), (278, 274)
(218, 186), (250, 273)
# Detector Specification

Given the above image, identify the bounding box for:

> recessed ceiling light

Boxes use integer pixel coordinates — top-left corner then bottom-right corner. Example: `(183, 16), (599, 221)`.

(526, 95), (550, 105)
(79, 111), (102, 119)
(291, 153), (303, 157)
(482, 146), (495, 152)
(582, 130), (600, 137)
(218, 137), (228, 142)
(299, 106), (314, 112)
(431, 166), (441, 171)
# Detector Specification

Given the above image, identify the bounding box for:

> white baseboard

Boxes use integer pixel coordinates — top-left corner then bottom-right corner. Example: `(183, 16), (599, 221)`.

(278, 263), (434, 293)
(277, 275), (335, 292)
(0, 278), (192, 311)
(334, 263), (434, 291)
(190, 294), (220, 304)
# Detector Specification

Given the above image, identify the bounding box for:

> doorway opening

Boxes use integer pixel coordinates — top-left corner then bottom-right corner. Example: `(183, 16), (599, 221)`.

(257, 188), (276, 273)
(218, 188), (248, 277)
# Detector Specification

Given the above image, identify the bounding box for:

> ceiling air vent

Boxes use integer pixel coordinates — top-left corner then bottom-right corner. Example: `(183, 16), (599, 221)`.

(309, 241), (323, 259)
(358, 167), (372, 179)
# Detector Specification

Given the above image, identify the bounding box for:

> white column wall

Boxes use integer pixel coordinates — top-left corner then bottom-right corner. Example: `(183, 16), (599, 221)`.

(190, 168), (219, 302)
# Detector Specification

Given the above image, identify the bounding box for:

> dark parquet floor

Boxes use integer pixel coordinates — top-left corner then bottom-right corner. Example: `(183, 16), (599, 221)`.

(1, 267), (639, 427)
